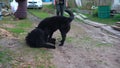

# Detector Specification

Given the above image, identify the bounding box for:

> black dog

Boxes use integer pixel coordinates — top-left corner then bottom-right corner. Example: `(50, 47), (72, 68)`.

(37, 9), (74, 46)
(25, 28), (55, 49)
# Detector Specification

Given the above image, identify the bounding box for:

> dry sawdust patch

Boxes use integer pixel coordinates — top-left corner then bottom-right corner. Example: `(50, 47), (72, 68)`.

(0, 28), (14, 38)
(2, 24), (15, 28)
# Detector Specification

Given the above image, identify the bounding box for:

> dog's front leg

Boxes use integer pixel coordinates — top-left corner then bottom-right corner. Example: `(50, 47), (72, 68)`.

(59, 33), (66, 46)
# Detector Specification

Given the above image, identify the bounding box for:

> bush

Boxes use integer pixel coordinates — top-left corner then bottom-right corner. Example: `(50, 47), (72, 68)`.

(114, 14), (120, 21)
(92, 9), (98, 17)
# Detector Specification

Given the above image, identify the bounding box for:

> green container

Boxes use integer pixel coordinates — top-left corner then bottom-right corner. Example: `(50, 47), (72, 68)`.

(98, 6), (110, 18)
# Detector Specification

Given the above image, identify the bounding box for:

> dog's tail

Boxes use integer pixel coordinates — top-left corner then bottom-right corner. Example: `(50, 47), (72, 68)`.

(65, 9), (74, 20)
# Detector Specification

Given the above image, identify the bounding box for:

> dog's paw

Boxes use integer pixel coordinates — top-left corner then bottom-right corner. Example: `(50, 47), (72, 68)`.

(59, 43), (63, 46)
(51, 46), (56, 49)
(48, 38), (56, 44)
(51, 38), (56, 42)
(45, 43), (56, 49)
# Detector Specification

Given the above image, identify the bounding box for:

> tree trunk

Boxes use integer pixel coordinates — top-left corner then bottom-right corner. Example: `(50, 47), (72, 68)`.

(14, 0), (27, 19)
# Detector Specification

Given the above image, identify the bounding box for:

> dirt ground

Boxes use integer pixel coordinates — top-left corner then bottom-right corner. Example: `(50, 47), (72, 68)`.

(0, 14), (120, 68)
(51, 21), (120, 68)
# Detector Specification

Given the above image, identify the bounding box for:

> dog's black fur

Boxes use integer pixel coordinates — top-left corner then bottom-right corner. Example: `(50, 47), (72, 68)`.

(25, 28), (55, 49)
(37, 9), (74, 46)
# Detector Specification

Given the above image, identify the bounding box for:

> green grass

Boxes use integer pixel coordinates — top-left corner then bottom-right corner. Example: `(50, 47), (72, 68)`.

(41, 5), (55, 14)
(84, 14), (118, 25)
(0, 16), (55, 67)
(95, 42), (113, 47)
(0, 50), (12, 64)
(0, 52), (11, 63)
(66, 37), (74, 43)
(16, 21), (32, 28)
(1, 18), (32, 36)
(43, 4), (55, 10)
(28, 9), (50, 19)
(28, 4), (56, 19)
(7, 28), (25, 34)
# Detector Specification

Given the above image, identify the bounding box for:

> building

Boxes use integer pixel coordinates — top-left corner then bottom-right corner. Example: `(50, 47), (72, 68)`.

(111, 0), (120, 13)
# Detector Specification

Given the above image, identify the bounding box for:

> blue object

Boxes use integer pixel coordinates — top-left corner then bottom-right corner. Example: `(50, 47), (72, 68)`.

(0, 3), (2, 20)
(43, 0), (51, 2)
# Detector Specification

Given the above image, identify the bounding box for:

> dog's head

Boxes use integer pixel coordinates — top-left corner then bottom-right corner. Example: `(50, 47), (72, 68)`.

(25, 28), (45, 47)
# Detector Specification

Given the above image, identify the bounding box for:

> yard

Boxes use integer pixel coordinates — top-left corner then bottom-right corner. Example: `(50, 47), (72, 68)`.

(0, 16), (55, 68)
(85, 14), (119, 25)
(0, 4), (120, 68)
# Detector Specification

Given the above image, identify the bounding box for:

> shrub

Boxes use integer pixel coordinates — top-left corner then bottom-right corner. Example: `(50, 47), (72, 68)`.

(92, 9), (98, 17)
(114, 14), (120, 21)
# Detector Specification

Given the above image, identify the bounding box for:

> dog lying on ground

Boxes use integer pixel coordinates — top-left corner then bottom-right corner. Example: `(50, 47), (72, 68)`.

(25, 28), (56, 49)
(36, 9), (74, 46)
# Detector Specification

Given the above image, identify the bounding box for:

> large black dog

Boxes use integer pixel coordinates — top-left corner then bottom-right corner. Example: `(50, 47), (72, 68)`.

(25, 28), (56, 49)
(36, 9), (74, 46)
(25, 9), (74, 48)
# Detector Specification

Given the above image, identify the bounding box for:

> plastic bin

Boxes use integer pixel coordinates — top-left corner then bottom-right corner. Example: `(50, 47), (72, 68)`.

(98, 6), (110, 18)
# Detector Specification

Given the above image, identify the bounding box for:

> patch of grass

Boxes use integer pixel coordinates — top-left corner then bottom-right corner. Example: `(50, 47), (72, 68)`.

(37, 65), (45, 68)
(18, 47), (55, 67)
(96, 42), (113, 47)
(28, 9), (50, 19)
(0, 12), (55, 68)
(80, 36), (92, 43)
(0, 18), (32, 37)
(0, 52), (8, 63)
(7, 28), (25, 34)
(42, 5), (55, 14)
(43, 5), (54, 9)
(0, 51), (12, 64)
(114, 14), (120, 21)
(66, 37), (74, 43)
(16, 21), (32, 28)
(84, 14), (118, 25)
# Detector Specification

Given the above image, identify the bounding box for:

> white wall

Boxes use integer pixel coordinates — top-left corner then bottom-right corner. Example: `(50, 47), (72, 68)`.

(111, 0), (120, 13)
(112, 0), (120, 9)
(113, 0), (120, 5)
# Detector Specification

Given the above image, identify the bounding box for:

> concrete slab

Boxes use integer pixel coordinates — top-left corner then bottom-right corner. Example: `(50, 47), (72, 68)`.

(74, 12), (120, 38)
(83, 20), (106, 28)
(101, 26), (120, 37)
